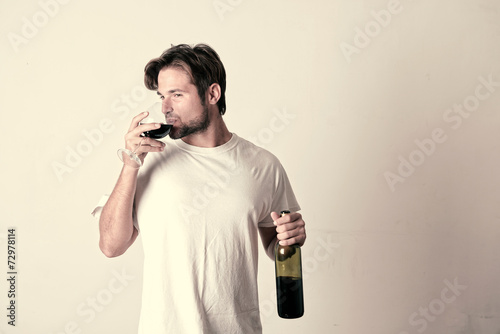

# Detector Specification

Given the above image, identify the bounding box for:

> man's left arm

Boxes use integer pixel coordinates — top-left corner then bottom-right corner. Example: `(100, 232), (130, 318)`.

(258, 211), (306, 260)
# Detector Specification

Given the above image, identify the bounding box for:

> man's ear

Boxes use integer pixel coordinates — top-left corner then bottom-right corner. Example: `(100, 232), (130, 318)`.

(207, 83), (221, 105)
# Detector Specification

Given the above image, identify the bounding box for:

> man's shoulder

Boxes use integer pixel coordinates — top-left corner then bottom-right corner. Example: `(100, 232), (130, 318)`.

(235, 134), (281, 164)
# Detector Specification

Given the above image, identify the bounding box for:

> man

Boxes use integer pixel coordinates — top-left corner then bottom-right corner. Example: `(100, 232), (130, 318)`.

(93, 44), (306, 333)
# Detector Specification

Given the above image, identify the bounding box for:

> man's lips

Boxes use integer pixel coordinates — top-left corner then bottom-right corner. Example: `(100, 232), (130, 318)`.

(166, 117), (177, 124)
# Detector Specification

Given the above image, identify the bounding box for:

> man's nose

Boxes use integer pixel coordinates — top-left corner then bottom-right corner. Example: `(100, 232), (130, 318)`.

(161, 99), (173, 114)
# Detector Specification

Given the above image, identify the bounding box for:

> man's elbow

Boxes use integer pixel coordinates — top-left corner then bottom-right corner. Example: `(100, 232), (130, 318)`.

(99, 240), (126, 258)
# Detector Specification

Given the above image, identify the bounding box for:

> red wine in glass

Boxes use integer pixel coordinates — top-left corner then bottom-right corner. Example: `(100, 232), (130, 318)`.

(140, 123), (172, 139)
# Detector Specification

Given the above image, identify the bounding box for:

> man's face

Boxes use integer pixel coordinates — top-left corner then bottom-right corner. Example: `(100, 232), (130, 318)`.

(157, 66), (209, 140)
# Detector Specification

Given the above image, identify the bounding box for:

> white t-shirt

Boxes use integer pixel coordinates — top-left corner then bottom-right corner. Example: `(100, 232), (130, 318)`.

(94, 133), (300, 334)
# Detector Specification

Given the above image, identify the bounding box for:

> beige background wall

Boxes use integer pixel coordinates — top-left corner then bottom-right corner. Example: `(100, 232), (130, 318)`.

(1, 0), (500, 333)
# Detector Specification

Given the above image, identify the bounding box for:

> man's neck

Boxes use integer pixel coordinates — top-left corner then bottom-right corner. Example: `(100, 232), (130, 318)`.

(181, 113), (232, 148)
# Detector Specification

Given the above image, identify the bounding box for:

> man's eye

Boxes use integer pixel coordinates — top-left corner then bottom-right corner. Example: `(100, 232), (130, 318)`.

(159, 96), (165, 100)
(174, 94), (182, 98)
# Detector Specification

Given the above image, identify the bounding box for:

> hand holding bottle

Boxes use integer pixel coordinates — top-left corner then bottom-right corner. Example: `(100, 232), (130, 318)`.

(271, 211), (306, 246)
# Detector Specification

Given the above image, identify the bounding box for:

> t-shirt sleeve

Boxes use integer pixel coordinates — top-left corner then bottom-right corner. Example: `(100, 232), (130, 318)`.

(258, 162), (301, 228)
(90, 194), (139, 232)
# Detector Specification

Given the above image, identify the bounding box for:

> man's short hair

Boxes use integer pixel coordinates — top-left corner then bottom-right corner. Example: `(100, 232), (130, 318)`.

(144, 44), (227, 115)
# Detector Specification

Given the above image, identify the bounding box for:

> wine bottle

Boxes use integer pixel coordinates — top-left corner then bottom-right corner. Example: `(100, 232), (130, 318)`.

(275, 210), (304, 318)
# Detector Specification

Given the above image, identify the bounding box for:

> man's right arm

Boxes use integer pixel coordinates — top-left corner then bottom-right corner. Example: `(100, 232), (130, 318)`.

(99, 165), (140, 257)
(98, 111), (165, 257)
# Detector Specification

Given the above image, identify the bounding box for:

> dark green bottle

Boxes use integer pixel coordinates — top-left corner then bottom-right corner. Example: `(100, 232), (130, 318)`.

(275, 210), (304, 318)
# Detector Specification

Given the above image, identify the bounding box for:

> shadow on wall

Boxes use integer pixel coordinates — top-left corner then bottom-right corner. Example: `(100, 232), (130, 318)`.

(469, 314), (500, 334)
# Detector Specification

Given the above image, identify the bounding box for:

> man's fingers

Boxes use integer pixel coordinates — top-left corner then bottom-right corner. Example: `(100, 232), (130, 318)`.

(135, 138), (166, 151)
(270, 211), (280, 223)
(128, 112), (149, 132)
(276, 225), (305, 240)
(277, 226), (306, 247)
(125, 126), (165, 146)
(278, 235), (306, 247)
(138, 137), (165, 147)
(270, 211), (306, 247)
(275, 219), (305, 234)
(271, 212), (301, 226)
(124, 136), (165, 155)
(137, 145), (165, 154)
(130, 122), (163, 138)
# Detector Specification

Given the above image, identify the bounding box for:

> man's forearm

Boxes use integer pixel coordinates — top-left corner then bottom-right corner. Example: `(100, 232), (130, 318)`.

(99, 165), (140, 257)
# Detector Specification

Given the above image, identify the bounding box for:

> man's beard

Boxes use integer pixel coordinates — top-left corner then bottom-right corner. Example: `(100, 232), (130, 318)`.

(169, 105), (210, 140)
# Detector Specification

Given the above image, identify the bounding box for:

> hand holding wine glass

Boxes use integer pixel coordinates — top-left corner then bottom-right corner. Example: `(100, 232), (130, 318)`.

(118, 102), (172, 168)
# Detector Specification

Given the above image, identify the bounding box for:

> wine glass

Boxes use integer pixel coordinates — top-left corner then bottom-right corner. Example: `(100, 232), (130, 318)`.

(117, 102), (172, 167)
